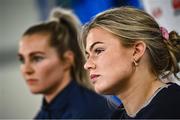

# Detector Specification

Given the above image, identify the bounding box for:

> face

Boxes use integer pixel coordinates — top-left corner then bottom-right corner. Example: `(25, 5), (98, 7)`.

(84, 28), (135, 95)
(18, 34), (68, 95)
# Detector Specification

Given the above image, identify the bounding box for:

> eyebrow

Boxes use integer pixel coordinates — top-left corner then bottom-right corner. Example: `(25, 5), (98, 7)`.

(17, 51), (45, 58)
(85, 41), (104, 55)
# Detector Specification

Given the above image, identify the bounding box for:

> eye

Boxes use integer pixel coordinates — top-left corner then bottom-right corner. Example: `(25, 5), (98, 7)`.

(31, 56), (44, 63)
(18, 56), (25, 64)
(94, 48), (104, 55)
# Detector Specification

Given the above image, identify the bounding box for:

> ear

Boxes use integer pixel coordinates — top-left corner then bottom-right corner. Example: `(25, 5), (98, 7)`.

(133, 41), (146, 61)
(63, 50), (74, 69)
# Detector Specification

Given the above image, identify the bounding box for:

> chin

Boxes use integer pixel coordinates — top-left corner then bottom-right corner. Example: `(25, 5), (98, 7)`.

(30, 90), (41, 94)
(29, 88), (42, 94)
(95, 81), (114, 94)
(94, 86), (112, 95)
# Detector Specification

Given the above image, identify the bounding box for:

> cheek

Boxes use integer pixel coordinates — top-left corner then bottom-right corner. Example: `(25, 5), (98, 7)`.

(101, 51), (131, 73)
(48, 64), (64, 80)
(108, 54), (132, 81)
(37, 62), (52, 75)
(95, 53), (132, 94)
(20, 65), (26, 79)
(37, 61), (64, 82)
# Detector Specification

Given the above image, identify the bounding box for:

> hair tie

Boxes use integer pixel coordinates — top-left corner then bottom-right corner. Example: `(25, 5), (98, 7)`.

(160, 27), (169, 40)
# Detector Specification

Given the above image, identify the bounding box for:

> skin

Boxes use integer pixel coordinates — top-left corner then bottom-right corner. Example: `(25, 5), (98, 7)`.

(84, 27), (165, 115)
(84, 28), (135, 95)
(18, 33), (72, 102)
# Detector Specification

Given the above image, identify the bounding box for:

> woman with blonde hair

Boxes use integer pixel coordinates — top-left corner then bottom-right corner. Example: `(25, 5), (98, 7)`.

(82, 6), (180, 119)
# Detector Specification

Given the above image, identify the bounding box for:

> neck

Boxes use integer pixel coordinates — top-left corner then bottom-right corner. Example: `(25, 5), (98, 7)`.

(117, 70), (165, 116)
(45, 71), (72, 103)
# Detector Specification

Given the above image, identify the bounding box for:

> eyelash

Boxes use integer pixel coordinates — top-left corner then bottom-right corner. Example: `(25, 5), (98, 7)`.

(18, 55), (45, 65)
(94, 48), (104, 55)
(31, 56), (44, 62)
(19, 57), (24, 64)
(85, 48), (105, 59)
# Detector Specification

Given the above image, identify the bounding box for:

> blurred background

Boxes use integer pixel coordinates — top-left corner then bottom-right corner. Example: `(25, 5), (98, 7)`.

(0, 0), (180, 118)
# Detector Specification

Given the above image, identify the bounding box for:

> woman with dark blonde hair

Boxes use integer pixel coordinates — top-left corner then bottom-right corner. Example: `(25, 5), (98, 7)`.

(18, 7), (114, 119)
(82, 6), (180, 119)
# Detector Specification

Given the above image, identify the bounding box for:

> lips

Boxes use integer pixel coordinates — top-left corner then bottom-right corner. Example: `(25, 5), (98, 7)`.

(27, 79), (38, 85)
(90, 74), (100, 84)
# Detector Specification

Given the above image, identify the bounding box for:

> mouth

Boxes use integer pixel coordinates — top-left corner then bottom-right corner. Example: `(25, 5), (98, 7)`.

(90, 74), (100, 84)
(27, 79), (38, 85)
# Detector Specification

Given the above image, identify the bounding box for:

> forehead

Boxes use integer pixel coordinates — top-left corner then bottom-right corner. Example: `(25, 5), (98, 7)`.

(19, 34), (52, 54)
(86, 28), (121, 48)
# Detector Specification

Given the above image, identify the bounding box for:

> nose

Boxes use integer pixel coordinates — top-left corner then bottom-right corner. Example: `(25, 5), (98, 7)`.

(84, 58), (96, 70)
(21, 62), (34, 75)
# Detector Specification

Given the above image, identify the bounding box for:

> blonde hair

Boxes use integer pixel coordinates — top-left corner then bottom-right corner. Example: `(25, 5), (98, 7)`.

(82, 6), (180, 80)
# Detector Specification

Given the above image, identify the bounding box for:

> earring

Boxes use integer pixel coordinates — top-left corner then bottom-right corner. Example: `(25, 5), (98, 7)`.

(133, 59), (138, 67)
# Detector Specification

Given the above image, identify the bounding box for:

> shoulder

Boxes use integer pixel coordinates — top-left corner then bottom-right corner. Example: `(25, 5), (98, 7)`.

(137, 83), (180, 118)
(68, 81), (115, 118)
(72, 81), (108, 102)
(71, 82), (111, 108)
(156, 82), (180, 102)
(151, 82), (180, 108)
(167, 82), (180, 92)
